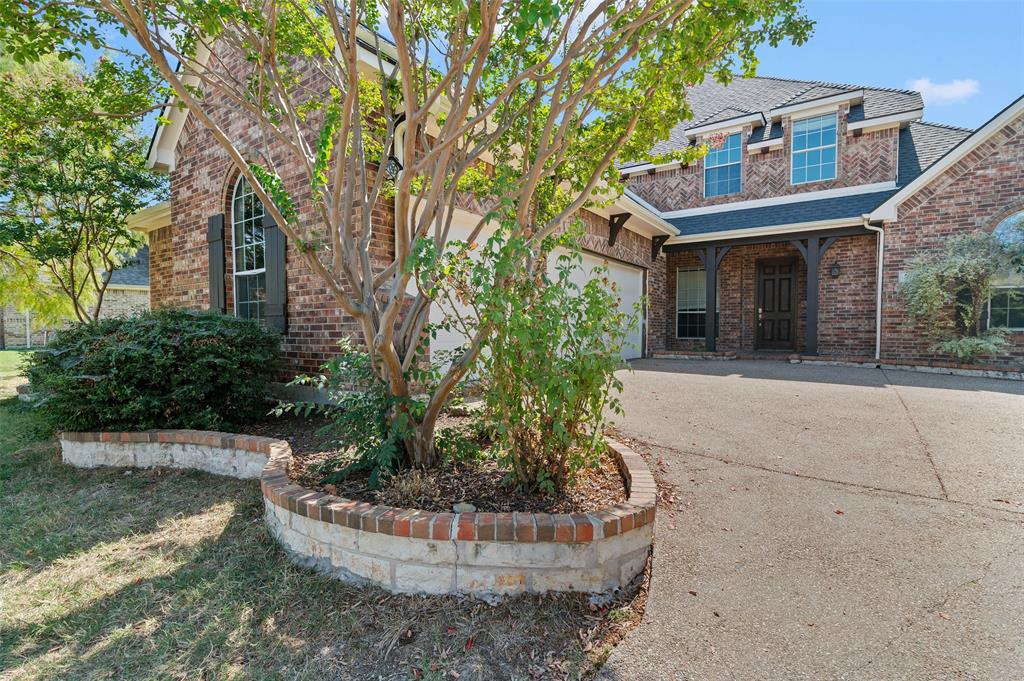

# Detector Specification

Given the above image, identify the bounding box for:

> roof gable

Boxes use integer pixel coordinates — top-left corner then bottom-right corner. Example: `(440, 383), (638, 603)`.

(870, 95), (1024, 221)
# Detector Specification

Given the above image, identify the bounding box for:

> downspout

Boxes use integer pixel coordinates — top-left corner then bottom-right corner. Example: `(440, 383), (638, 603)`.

(392, 113), (408, 295)
(864, 218), (884, 361)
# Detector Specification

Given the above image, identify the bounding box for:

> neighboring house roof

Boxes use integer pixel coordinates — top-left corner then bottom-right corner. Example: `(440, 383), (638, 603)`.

(108, 246), (150, 288)
(871, 95), (1024, 221)
(667, 190), (897, 238)
(646, 76), (923, 158)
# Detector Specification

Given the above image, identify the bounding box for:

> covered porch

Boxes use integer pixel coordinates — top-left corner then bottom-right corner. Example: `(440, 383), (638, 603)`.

(660, 223), (881, 357)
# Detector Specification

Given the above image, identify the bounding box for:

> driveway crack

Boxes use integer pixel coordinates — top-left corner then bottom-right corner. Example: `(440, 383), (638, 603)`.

(621, 436), (1024, 519)
(881, 368), (949, 500)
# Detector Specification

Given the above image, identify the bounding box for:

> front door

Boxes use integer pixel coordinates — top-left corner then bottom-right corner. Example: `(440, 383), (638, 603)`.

(756, 258), (796, 350)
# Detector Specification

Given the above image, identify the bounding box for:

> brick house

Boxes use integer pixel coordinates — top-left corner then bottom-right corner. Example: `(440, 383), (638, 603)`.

(139, 74), (1024, 376)
(1, 249), (150, 349)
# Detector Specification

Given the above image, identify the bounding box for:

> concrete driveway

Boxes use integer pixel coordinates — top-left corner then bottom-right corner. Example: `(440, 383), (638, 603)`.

(600, 360), (1024, 681)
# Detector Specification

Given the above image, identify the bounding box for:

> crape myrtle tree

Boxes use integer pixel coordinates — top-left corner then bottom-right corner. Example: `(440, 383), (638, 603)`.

(0, 0), (811, 467)
(0, 53), (167, 322)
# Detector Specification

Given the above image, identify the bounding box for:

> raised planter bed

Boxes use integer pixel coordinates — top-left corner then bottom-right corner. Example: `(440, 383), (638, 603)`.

(59, 430), (656, 600)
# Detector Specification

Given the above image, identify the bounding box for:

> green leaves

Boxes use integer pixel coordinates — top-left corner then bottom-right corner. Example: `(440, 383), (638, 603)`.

(274, 338), (418, 488)
(247, 164), (297, 223)
(426, 221), (637, 492)
(0, 53), (166, 321)
(25, 309), (281, 431)
(899, 224), (1024, 362)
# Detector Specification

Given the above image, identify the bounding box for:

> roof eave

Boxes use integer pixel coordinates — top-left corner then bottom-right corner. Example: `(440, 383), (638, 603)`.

(769, 89), (865, 120)
(666, 216), (864, 245)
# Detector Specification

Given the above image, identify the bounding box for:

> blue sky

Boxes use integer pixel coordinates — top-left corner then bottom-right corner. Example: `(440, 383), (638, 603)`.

(754, 0), (1024, 129)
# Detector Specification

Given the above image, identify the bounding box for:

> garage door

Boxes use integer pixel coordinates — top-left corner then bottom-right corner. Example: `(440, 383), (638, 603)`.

(429, 211), (498, 366)
(549, 248), (645, 360)
(430, 212), (646, 365)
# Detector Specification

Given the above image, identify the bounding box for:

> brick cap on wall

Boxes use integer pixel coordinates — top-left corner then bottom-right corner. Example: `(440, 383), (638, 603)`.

(60, 430), (657, 544)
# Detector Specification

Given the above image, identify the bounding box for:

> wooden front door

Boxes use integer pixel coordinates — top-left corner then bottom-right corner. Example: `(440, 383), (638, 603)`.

(756, 258), (797, 350)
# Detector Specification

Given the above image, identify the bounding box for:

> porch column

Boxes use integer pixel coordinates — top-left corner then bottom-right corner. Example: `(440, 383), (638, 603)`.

(705, 245), (717, 351)
(806, 235), (820, 355)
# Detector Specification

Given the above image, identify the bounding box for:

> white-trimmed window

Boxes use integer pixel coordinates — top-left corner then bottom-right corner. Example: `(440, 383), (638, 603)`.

(791, 113), (837, 184)
(988, 286), (1024, 331)
(703, 133), (742, 198)
(231, 176), (267, 321)
(676, 267), (720, 339)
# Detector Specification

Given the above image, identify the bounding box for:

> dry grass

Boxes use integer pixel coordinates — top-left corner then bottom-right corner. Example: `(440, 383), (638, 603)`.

(0, 400), (648, 680)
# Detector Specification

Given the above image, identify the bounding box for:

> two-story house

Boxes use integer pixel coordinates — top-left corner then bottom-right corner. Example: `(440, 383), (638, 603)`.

(624, 77), (1024, 364)
(134, 74), (1024, 375)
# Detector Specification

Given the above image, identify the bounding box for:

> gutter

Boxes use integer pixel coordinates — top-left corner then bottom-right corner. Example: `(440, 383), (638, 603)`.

(863, 217), (885, 360)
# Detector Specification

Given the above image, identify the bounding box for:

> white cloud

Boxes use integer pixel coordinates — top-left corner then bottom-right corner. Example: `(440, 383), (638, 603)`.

(907, 78), (981, 106)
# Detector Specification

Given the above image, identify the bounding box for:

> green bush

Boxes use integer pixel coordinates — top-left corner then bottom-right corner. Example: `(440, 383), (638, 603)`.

(26, 308), (280, 431)
(470, 228), (635, 493)
(273, 338), (416, 488)
(899, 226), (1024, 363)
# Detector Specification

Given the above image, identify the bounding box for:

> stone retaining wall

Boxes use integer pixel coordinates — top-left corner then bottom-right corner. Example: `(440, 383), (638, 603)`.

(60, 431), (274, 479)
(59, 430), (656, 600)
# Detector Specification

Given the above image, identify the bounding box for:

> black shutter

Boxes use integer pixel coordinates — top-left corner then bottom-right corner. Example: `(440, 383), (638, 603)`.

(207, 214), (226, 313)
(263, 213), (288, 333)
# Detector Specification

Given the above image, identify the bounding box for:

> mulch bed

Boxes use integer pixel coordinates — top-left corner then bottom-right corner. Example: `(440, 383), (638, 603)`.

(246, 413), (627, 514)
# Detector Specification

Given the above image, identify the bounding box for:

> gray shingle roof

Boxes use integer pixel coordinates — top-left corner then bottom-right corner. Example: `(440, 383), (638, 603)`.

(667, 190), (898, 237)
(897, 121), (973, 186)
(645, 76), (923, 158)
(693, 106), (757, 127)
(747, 121), (783, 144)
(108, 246), (150, 287)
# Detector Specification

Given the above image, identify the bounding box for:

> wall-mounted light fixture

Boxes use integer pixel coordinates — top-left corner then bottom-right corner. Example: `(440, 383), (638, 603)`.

(829, 261), (841, 278)
(384, 155), (403, 180)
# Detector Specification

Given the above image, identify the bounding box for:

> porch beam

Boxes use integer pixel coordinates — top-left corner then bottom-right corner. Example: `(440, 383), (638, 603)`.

(664, 225), (871, 253)
(651, 235), (669, 261)
(608, 213), (631, 247)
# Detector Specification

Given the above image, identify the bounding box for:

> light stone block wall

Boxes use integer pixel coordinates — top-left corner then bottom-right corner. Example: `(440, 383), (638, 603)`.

(61, 431), (655, 600)
(60, 438), (268, 479)
(264, 497), (653, 599)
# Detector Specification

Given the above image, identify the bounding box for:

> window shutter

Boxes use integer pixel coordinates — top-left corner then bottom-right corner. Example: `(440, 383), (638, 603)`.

(263, 213), (288, 333)
(207, 214), (226, 313)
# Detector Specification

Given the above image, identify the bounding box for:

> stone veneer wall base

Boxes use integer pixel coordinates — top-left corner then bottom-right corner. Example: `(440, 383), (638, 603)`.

(59, 430), (656, 601)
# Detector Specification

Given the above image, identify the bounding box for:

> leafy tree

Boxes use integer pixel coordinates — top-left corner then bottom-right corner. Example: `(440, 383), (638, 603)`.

(0, 0), (812, 467)
(0, 52), (167, 322)
(899, 224), (1024, 363)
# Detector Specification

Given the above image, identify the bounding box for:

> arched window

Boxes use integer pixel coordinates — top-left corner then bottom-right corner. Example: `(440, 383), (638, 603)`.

(231, 175), (266, 320)
(988, 210), (1024, 331)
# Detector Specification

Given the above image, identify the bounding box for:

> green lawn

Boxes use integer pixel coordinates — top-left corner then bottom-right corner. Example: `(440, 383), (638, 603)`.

(0, 398), (641, 680)
(0, 349), (30, 397)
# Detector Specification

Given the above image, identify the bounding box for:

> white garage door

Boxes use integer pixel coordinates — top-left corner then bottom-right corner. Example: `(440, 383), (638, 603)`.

(429, 212), (646, 364)
(429, 211), (498, 367)
(549, 248), (645, 360)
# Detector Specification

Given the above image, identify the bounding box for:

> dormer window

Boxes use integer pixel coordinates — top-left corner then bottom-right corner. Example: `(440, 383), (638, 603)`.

(791, 113), (837, 184)
(704, 133), (742, 198)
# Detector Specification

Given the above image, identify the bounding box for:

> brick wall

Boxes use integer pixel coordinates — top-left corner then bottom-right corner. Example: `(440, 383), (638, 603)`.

(151, 44), (661, 376)
(626, 104), (898, 212)
(656, 235), (877, 357)
(148, 225), (173, 309)
(881, 109), (1024, 365)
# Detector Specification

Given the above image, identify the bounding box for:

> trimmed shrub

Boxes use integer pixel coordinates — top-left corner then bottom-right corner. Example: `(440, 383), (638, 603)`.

(26, 308), (280, 431)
